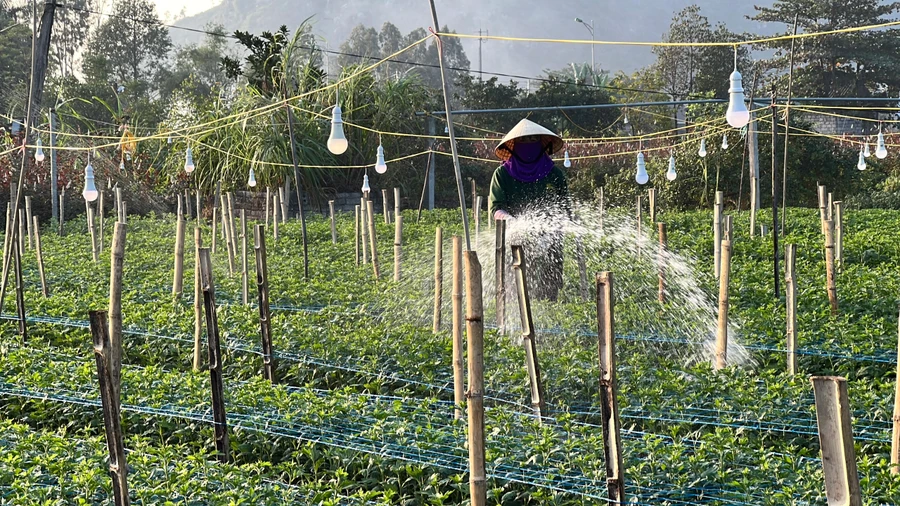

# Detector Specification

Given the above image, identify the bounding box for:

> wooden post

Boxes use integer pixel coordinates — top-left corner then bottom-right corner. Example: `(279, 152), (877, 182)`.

(495, 220), (506, 333)
(893, 307), (900, 474)
(785, 243), (797, 376)
(109, 223), (126, 404)
(817, 184), (827, 234)
(464, 250), (486, 506)
(833, 201), (843, 272)
(88, 310), (130, 506)
(241, 209), (248, 305)
(394, 187), (401, 223)
(24, 196), (32, 249)
(382, 188), (390, 225)
(329, 200), (337, 244)
(198, 248), (229, 463)
(360, 198), (369, 264)
(451, 236), (464, 420)
(193, 227), (203, 372)
(596, 272), (625, 504)
(393, 215), (403, 282)
(810, 376), (862, 506)
(714, 191), (723, 278)
(658, 223), (666, 303)
(367, 200), (380, 279)
(87, 204), (99, 263)
(511, 245), (546, 420)
(648, 188), (656, 225)
(354, 205), (360, 266)
(715, 240), (732, 370)
(824, 220), (839, 315)
(433, 227), (443, 333)
(172, 204), (185, 297)
(32, 217), (47, 297)
(254, 225), (276, 382)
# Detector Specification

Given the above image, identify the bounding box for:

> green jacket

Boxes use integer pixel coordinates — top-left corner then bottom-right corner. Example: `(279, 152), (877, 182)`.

(488, 165), (570, 217)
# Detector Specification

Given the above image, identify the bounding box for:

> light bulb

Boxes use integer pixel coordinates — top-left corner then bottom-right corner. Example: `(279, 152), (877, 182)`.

(444, 125), (449, 134)
(184, 148), (195, 173)
(698, 138), (707, 158)
(118, 160), (124, 171)
(327, 105), (348, 155)
(857, 149), (867, 171)
(666, 154), (677, 181)
(167, 136), (173, 144)
(863, 142), (870, 158)
(248, 168), (257, 187)
(563, 150), (571, 168)
(361, 173), (370, 193)
(876, 131), (888, 159)
(725, 69), (751, 128)
(34, 138), (45, 162)
(635, 152), (649, 185)
(82, 161), (99, 202)
(375, 145), (387, 174)
(623, 114), (629, 125)
(125, 152), (131, 161)
(721, 134), (729, 150)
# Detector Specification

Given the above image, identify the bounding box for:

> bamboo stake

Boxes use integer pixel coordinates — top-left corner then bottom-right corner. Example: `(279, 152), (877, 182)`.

(98, 186), (105, 251)
(648, 188), (656, 225)
(658, 223), (667, 303)
(12, 216), (25, 340)
(241, 209), (248, 305)
(599, 187), (605, 235)
(24, 196), (32, 249)
(265, 187), (270, 230)
(354, 205), (360, 267)
(382, 188), (390, 224)
(786, 243), (797, 376)
(810, 376), (862, 506)
(109, 223), (126, 405)
(433, 227), (443, 333)
(172, 204), (185, 297)
(254, 225), (276, 382)
(451, 236), (464, 420)
(474, 196), (481, 244)
(33, 217), (47, 297)
(834, 201), (843, 272)
(495, 220), (506, 333)
(198, 248), (229, 463)
(893, 307), (900, 474)
(222, 192), (235, 274)
(195, 191), (201, 227)
(88, 204), (98, 262)
(184, 189), (192, 220)
(827, 192), (834, 221)
(393, 215), (403, 282)
(596, 271), (625, 504)
(227, 192), (238, 268)
(360, 198), (369, 264)
(817, 184), (827, 234)
(272, 191), (280, 243)
(715, 239), (732, 370)
(394, 187), (401, 223)
(122, 202), (127, 225)
(714, 191), (723, 278)
(211, 199), (218, 255)
(511, 245), (546, 420)
(723, 215), (733, 243)
(88, 310), (130, 506)
(115, 187), (122, 223)
(17, 209), (24, 258)
(193, 227), (203, 372)
(635, 195), (642, 256)
(0, 204), (10, 311)
(329, 200), (337, 244)
(367, 200), (380, 279)
(825, 219), (839, 315)
(464, 250), (486, 506)
(278, 186), (287, 223)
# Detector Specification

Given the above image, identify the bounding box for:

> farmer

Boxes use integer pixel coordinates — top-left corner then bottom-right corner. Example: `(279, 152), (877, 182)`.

(489, 119), (570, 301)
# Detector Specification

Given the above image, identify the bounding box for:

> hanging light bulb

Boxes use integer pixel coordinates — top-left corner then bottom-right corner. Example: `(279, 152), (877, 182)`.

(361, 173), (371, 193)
(698, 138), (707, 158)
(118, 160), (124, 171)
(82, 160), (99, 202)
(125, 152), (131, 161)
(444, 124), (449, 134)
(725, 51), (750, 128)
(34, 138), (45, 162)
(863, 142), (871, 158)
(248, 168), (257, 187)
(327, 104), (348, 155)
(876, 130), (888, 159)
(563, 149), (571, 168)
(184, 147), (195, 173)
(721, 134), (729, 150)
(623, 114), (629, 125)
(635, 152), (649, 185)
(857, 149), (867, 171)
(375, 144), (387, 174)
(666, 154), (677, 181)
(167, 136), (173, 144)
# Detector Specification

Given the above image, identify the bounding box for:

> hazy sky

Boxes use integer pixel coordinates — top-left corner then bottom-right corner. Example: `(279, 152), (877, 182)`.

(151, 0), (221, 22)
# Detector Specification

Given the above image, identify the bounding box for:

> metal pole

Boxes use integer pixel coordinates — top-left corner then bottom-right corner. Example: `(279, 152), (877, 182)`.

(428, 0), (472, 250)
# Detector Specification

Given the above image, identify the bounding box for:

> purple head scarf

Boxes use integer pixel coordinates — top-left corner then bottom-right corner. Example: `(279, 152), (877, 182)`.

(502, 141), (554, 183)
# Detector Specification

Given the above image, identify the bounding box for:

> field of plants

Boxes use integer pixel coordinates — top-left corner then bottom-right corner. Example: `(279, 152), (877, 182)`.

(1, 202), (900, 505)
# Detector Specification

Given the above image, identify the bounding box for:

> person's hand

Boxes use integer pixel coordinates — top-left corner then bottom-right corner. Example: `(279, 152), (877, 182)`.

(494, 209), (511, 221)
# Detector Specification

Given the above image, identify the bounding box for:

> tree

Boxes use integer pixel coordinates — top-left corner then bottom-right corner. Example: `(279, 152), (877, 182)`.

(337, 24), (379, 70)
(81, 0), (172, 90)
(0, 1), (30, 116)
(50, 0), (94, 78)
(752, 0), (900, 97)
(159, 24), (232, 99)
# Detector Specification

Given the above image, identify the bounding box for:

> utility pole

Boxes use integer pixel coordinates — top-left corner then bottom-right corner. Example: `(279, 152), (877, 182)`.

(477, 29), (488, 81)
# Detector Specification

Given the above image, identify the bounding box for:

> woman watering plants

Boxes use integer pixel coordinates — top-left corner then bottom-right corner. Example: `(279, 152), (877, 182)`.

(489, 119), (571, 301)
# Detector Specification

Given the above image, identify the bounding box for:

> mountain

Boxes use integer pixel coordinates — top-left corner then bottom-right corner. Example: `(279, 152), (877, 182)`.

(173, 0), (778, 78)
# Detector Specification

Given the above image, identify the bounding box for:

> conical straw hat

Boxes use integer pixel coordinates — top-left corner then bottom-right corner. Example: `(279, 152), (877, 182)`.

(495, 119), (564, 161)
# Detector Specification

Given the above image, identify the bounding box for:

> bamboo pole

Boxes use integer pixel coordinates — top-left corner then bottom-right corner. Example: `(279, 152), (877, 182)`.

(723, 215), (733, 243)
(394, 187), (401, 223)
(817, 184), (827, 234)
(172, 202), (185, 297)
(433, 227), (443, 333)
(184, 188), (192, 220)
(636, 195), (642, 256)
(24, 196), (32, 249)
(109, 223), (126, 405)
(88, 204), (98, 262)
(278, 186), (287, 224)
(382, 188), (390, 225)
(211, 199), (218, 255)
(495, 220), (506, 333)
(115, 187), (122, 224)
(329, 200), (337, 244)
(272, 191), (280, 243)
(227, 192), (238, 267)
(464, 250), (486, 506)
(32, 217), (47, 297)
(360, 197), (369, 264)
(241, 209), (248, 305)
(193, 227), (203, 372)
(714, 191), (723, 278)
(222, 192), (235, 274)
(0, 204), (9, 308)
(393, 215), (403, 282)
(474, 196), (481, 244)
(59, 190), (65, 235)
(596, 271), (625, 504)
(98, 186), (105, 251)
(265, 187), (270, 230)
(254, 225), (276, 382)
(893, 307), (900, 474)
(122, 202), (127, 225)
(648, 188), (656, 225)
(658, 223), (666, 303)
(599, 187), (605, 235)
(17, 209), (24, 259)
(367, 200), (380, 279)
(354, 205), (360, 266)
(451, 236), (464, 420)
(834, 201), (843, 272)
(715, 239), (732, 370)
(786, 243), (797, 376)
(810, 376), (862, 506)
(827, 192), (834, 221)
(12, 217), (24, 339)
(824, 219), (839, 315)
(511, 245), (546, 420)
(198, 248), (229, 463)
